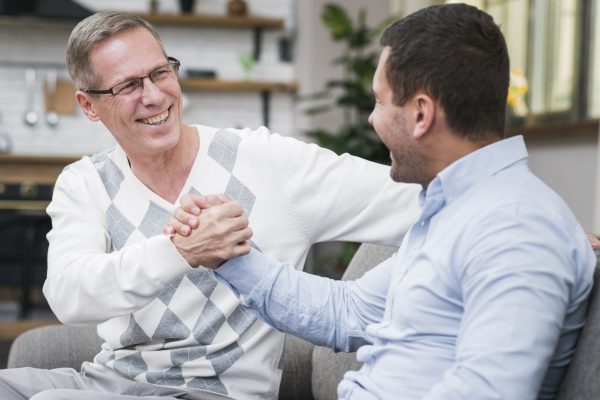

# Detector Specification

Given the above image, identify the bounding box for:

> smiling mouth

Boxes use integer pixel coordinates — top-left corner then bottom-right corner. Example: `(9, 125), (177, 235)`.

(138, 107), (170, 126)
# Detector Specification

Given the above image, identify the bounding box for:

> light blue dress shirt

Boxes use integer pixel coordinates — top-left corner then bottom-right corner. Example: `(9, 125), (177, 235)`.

(216, 136), (596, 400)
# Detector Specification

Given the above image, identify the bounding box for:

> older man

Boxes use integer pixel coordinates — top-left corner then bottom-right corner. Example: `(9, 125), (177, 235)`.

(0, 11), (420, 400)
(200, 4), (596, 400)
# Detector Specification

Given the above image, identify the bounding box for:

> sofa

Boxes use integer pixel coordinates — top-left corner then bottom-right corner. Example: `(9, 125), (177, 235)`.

(7, 244), (600, 399)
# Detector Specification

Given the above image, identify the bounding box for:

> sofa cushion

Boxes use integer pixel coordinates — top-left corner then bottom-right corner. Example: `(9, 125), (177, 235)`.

(311, 243), (398, 400)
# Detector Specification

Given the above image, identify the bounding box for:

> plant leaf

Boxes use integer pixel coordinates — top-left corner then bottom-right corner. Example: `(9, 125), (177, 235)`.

(322, 3), (353, 41)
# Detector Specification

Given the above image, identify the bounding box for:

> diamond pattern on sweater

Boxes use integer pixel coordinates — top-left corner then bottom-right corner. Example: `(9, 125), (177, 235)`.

(92, 132), (263, 396)
(186, 376), (228, 395)
(158, 276), (185, 306)
(192, 300), (226, 345)
(207, 342), (244, 374)
(225, 176), (255, 215)
(208, 130), (241, 172)
(138, 201), (171, 238)
(107, 204), (135, 251)
(227, 305), (257, 336)
(189, 186), (202, 196)
(120, 316), (151, 348)
(146, 367), (186, 386)
(153, 309), (191, 341)
(97, 158), (125, 200)
(187, 268), (218, 299)
(171, 345), (208, 367)
(113, 352), (148, 379)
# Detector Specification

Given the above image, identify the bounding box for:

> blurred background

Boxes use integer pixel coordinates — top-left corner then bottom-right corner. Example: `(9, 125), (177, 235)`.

(0, 0), (597, 363)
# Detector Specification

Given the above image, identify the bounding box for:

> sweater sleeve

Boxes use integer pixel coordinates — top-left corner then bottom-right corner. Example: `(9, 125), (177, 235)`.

(43, 162), (193, 326)
(267, 130), (421, 245)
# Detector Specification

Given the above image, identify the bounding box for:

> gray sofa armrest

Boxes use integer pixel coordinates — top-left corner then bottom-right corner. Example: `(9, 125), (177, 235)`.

(7, 325), (101, 370)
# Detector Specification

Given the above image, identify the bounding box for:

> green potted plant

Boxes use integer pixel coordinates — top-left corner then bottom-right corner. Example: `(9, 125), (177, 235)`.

(302, 3), (395, 165)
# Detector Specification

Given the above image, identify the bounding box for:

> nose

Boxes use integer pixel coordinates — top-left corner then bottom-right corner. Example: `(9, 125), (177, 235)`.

(368, 110), (374, 125)
(140, 76), (163, 105)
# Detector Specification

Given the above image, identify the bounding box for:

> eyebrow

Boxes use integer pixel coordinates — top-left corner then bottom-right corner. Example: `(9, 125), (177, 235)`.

(108, 60), (168, 87)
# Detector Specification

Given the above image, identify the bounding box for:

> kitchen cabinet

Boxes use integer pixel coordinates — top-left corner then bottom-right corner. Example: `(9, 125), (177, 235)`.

(0, 155), (77, 318)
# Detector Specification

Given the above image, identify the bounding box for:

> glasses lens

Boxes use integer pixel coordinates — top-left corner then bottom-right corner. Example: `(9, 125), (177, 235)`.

(150, 63), (177, 86)
(113, 79), (143, 96)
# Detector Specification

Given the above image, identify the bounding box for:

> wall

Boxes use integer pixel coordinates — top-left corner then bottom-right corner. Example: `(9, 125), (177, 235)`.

(0, 0), (295, 155)
(525, 133), (598, 233)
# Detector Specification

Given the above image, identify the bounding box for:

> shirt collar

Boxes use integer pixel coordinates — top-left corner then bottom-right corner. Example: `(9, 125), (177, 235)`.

(419, 135), (528, 214)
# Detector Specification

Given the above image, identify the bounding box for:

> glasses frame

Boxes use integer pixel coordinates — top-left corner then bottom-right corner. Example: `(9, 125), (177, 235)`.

(82, 56), (181, 96)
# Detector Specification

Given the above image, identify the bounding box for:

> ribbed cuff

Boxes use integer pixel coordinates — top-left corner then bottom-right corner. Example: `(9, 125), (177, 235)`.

(146, 235), (194, 284)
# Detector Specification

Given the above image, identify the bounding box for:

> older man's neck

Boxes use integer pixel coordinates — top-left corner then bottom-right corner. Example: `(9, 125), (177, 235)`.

(128, 124), (200, 203)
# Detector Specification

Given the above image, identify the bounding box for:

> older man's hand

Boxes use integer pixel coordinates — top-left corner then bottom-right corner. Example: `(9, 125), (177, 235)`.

(169, 194), (252, 269)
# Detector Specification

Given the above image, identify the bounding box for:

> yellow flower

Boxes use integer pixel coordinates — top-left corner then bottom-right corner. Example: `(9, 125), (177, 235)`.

(507, 68), (529, 117)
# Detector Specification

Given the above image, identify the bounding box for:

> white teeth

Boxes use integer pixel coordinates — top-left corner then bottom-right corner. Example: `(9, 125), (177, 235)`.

(140, 109), (169, 125)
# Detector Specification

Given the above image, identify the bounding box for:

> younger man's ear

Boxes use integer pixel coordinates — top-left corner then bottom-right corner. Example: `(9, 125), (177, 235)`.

(75, 91), (101, 122)
(412, 94), (435, 139)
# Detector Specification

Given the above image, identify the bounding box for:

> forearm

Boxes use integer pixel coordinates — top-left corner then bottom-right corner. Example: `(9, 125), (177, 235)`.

(45, 233), (191, 325)
(44, 167), (192, 325)
(216, 248), (389, 351)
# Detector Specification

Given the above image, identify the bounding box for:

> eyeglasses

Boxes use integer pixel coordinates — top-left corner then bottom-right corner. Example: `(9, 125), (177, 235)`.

(82, 57), (181, 97)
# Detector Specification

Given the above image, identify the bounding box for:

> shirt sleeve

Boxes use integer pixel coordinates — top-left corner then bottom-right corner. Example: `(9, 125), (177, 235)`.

(215, 248), (394, 351)
(266, 130), (421, 245)
(423, 204), (594, 400)
(43, 163), (193, 326)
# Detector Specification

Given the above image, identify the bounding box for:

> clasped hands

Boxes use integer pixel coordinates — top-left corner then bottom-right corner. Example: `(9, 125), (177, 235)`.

(164, 194), (253, 269)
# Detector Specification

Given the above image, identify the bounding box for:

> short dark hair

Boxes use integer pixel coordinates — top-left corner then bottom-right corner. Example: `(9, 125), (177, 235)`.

(380, 4), (509, 140)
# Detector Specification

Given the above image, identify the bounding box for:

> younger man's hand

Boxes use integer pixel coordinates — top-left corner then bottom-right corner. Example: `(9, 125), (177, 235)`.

(169, 195), (252, 269)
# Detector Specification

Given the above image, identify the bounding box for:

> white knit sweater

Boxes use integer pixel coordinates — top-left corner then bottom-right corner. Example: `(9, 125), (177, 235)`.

(44, 125), (421, 400)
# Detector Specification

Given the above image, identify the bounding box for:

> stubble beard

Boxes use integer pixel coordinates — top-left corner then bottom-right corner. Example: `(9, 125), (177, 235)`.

(389, 145), (429, 187)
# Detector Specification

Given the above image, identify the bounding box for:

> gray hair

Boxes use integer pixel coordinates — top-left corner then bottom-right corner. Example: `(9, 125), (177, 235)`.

(66, 11), (166, 90)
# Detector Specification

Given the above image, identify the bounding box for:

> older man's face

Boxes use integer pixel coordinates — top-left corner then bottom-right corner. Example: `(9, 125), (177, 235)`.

(84, 27), (184, 159)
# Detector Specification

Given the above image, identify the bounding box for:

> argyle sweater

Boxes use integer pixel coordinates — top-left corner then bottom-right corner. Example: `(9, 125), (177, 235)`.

(44, 125), (421, 400)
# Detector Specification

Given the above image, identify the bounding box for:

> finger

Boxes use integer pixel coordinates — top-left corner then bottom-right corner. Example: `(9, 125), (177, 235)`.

(234, 226), (253, 243)
(224, 227), (253, 246)
(166, 216), (191, 236)
(204, 201), (245, 220)
(196, 194), (227, 209)
(180, 195), (201, 215)
(173, 208), (199, 229)
(227, 215), (249, 232)
(230, 241), (251, 258)
(217, 193), (230, 203)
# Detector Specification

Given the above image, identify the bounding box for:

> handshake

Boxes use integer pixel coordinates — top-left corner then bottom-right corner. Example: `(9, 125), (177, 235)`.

(163, 194), (253, 269)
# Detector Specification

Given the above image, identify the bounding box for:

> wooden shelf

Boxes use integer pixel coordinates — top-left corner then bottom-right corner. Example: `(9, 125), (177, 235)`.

(179, 79), (298, 92)
(508, 119), (599, 137)
(0, 154), (78, 184)
(139, 13), (284, 29)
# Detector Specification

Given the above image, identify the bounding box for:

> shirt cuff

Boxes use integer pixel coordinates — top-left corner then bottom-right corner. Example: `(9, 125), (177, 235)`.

(215, 248), (272, 297)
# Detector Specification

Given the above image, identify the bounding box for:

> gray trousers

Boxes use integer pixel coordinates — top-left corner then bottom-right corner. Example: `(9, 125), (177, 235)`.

(0, 366), (234, 400)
